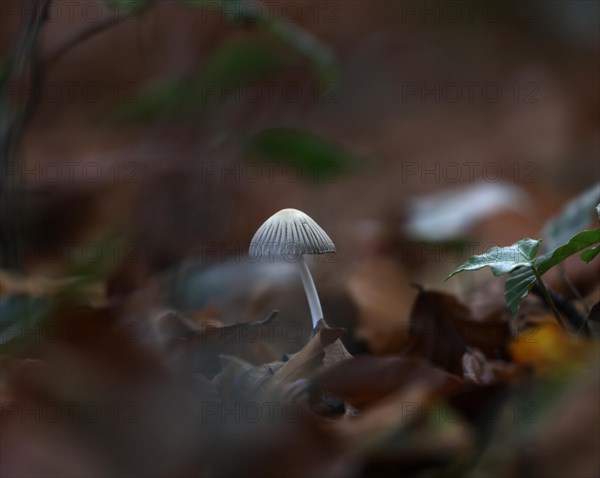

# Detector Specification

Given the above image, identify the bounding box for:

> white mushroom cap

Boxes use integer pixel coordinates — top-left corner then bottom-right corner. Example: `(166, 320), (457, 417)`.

(249, 208), (336, 257)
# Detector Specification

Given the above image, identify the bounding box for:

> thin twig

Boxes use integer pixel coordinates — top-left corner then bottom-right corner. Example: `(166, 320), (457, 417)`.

(531, 266), (567, 331)
(0, 0), (51, 269)
(531, 283), (589, 336)
(558, 263), (590, 314)
(0, 0), (155, 270)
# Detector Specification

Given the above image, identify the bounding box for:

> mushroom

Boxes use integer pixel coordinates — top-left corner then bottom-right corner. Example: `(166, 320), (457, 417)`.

(249, 208), (335, 330)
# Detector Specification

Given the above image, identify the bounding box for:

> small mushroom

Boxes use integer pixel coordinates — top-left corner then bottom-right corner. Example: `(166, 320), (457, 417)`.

(249, 208), (335, 330)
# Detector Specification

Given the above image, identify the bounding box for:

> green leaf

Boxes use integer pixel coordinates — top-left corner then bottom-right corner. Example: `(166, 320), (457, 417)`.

(121, 40), (286, 120)
(504, 228), (600, 317)
(537, 228), (600, 274)
(445, 238), (540, 281)
(542, 183), (600, 251)
(446, 229), (599, 317)
(184, 0), (338, 84)
(266, 21), (338, 85)
(245, 128), (356, 183)
(580, 246), (600, 263)
(200, 41), (285, 84)
(504, 266), (536, 316)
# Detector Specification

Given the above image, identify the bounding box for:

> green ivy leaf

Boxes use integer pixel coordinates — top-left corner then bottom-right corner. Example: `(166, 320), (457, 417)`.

(504, 228), (600, 316)
(538, 228), (600, 272)
(581, 246), (600, 263)
(503, 266), (537, 317)
(445, 238), (540, 280)
(446, 229), (600, 317)
(542, 183), (600, 251)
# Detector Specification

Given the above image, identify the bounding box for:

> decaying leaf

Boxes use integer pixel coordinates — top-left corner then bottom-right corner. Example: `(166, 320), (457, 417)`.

(158, 309), (279, 378)
(272, 322), (347, 385)
(212, 354), (286, 398)
(404, 290), (509, 376)
(313, 355), (462, 409)
(347, 257), (416, 354)
(334, 378), (475, 476)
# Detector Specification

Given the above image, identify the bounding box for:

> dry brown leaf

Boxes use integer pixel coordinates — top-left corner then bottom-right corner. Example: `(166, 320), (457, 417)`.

(212, 354), (285, 397)
(347, 257), (416, 354)
(405, 289), (510, 376)
(158, 310), (279, 378)
(318, 319), (354, 368)
(272, 323), (347, 384)
(313, 355), (463, 409)
(334, 380), (474, 472)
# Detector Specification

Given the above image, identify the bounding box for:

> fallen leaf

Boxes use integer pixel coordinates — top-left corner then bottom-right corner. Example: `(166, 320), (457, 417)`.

(212, 354), (285, 398)
(334, 380), (474, 475)
(158, 310), (279, 378)
(272, 323), (346, 385)
(404, 289), (510, 376)
(347, 257), (416, 354)
(313, 355), (462, 409)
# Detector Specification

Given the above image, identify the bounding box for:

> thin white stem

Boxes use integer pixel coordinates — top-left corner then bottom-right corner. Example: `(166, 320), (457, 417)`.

(298, 256), (323, 329)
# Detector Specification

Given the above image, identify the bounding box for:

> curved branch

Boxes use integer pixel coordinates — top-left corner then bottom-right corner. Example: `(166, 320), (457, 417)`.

(42, 1), (155, 67)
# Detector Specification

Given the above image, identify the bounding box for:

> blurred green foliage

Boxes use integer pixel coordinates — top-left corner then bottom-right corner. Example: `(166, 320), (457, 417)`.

(0, 295), (51, 348)
(122, 39), (288, 120)
(245, 128), (356, 183)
